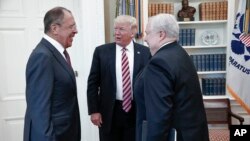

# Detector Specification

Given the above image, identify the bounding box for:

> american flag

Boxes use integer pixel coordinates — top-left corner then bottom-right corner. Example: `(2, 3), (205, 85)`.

(239, 33), (250, 47)
(227, 0), (250, 114)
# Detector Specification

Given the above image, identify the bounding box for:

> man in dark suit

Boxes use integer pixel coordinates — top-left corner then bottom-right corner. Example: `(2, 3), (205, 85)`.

(24, 7), (81, 141)
(87, 15), (151, 141)
(134, 13), (209, 141)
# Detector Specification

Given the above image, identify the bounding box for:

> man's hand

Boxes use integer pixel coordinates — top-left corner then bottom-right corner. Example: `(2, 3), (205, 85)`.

(90, 113), (102, 127)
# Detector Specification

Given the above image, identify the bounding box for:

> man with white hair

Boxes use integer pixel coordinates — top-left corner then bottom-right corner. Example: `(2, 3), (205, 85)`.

(134, 13), (209, 141)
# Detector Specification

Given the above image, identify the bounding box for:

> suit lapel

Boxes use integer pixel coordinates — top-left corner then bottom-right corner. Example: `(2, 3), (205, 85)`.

(133, 43), (141, 81)
(109, 43), (116, 86)
(41, 38), (76, 84)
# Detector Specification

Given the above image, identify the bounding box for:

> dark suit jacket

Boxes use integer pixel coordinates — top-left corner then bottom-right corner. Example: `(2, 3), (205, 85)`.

(24, 38), (81, 141)
(134, 41), (209, 141)
(87, 42), (151, 133)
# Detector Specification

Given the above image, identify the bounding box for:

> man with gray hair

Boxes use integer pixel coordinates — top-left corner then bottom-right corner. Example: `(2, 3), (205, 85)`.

(134, 13), (209, 141)
(24, 7), (80, 141)
(87, 15), (150, 141)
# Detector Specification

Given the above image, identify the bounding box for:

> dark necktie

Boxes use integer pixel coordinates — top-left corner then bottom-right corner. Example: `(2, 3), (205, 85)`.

(63, 50), (72, 67)
(121, 48), (132, 112)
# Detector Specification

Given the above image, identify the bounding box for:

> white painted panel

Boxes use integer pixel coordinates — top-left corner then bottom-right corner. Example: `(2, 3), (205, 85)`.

(2, 118), (24, 141)
(0, 30), (26, 98)
(1, 100), (26, 117)
(0, 0), (24, 17)
(37, 0), (74, 17)
(0, 100), (26, 141)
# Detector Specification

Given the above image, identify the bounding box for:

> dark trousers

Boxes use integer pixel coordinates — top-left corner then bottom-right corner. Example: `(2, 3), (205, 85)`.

(99, 100), (136, 141)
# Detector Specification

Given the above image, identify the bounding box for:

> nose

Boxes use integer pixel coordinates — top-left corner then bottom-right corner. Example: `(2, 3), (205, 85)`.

(74, 28), (78, 34)
(73, 26), (78, 34)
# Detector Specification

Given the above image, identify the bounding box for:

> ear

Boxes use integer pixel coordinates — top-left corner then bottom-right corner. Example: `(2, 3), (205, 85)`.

(159, 31), (166, 39)
(50, 24), (58, 34)
(130, 32), (135, 38)
(131, 28), (137, 38)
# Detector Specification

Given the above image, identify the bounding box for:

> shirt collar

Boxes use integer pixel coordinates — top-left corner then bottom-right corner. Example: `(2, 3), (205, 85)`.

(43, 34), (65, 54)
(160, 41), (175, 48)
(117, 40), (133, 52)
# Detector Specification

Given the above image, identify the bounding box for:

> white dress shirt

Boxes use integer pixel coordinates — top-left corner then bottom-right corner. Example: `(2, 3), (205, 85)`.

(115, 41), (134, 100)
(43, 34), (67, 61)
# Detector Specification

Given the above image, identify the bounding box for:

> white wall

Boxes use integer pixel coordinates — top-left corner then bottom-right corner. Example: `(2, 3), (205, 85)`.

(75, 0), (105, 140)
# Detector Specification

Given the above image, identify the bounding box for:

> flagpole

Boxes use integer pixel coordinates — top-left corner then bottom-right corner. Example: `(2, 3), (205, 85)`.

(244, 0), (250, 33)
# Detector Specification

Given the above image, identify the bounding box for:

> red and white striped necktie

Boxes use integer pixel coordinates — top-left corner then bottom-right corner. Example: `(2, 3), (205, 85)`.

(121, 48), (132, 112)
